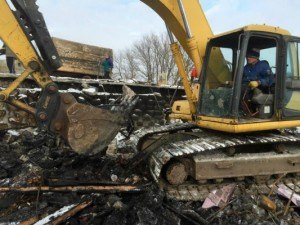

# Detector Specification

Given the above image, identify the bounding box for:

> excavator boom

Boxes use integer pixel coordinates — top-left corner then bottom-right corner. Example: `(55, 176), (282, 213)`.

(142, 0), (213, 73)
(0, 0), (137, 154)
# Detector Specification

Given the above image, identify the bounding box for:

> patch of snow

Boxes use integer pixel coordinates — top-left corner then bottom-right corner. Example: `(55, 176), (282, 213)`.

(29, 88), (41, 93)
(83, 87), (98, 95)
(8, 118), (17, 123)
(0, 178), (11, 185)
(126, 79), (136, 84)
(34, 204), (76, 225)
(115, 132), (125, 142)
(7, 130), (20, 136)
(67, 88), (82, 94)
(97, 92), (111, 96)
(18, 94), (27, 99)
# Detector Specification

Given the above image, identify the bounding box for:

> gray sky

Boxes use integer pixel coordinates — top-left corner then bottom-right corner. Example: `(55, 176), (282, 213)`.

(37, 0), (300, 52)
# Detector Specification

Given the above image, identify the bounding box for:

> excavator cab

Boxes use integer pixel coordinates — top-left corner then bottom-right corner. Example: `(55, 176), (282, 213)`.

(197, 25), (300, 133)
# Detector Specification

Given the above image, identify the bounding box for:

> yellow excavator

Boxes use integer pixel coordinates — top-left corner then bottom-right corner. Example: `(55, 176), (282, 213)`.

(1, 0), (300, 201)
(132, 1), (300, 201)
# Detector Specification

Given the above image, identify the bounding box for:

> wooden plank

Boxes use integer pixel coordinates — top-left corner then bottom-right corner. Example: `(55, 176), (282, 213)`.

(52, 37), (113, 76)
(0, 184), (141, 193)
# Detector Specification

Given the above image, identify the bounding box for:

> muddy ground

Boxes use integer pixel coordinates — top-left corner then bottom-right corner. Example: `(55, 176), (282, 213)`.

(0, 129), (299, 225)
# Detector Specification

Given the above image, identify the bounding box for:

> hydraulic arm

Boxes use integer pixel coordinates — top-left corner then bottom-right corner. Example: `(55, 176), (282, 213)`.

(142, 0), (230, 116)
(142, 0), (213, 73)
(0, 0), (137, 154)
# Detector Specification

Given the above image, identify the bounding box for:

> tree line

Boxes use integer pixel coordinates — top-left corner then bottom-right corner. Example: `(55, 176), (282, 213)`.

(113, 32), (193, 85)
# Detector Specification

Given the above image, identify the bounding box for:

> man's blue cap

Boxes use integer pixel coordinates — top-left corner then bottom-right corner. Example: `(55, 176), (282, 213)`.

(246, 49), (260, 59)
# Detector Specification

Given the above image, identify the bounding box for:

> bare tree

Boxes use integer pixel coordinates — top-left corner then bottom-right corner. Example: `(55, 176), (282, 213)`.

(114, 32), (193, 85)
(133, 35), (154, 82)
(113, 51), (126, 80)
(124, 48), (139, 80)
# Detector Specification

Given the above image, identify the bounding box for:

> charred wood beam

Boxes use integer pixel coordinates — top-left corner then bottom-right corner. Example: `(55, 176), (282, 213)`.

(19, 215), (40, 225)
(46, 179), (134, 186)
(0, 185), (142, 193)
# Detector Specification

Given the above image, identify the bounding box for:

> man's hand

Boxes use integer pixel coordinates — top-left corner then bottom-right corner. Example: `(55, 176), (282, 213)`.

(249, 81), (260, 89)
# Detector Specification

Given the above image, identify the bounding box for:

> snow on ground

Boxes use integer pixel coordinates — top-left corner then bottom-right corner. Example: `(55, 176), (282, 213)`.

(7, 130), (20, 136)
(34, 204), (76, 225)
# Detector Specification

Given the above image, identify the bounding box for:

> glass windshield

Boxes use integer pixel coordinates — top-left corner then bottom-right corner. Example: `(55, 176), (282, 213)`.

(286, 42), (299, 79)
(200, 46), (235, 117)
(260, 47), (276, 74)
(284, 41), (300, 114)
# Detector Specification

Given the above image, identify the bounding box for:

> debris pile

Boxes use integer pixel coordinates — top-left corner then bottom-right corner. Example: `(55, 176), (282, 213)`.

(0, 129), (300, 225)
(0, 72), (185, 131)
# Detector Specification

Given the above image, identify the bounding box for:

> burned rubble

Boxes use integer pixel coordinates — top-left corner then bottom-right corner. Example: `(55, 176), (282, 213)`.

(0, 129), (300, 225)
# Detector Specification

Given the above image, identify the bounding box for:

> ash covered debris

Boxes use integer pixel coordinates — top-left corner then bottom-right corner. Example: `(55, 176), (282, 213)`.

(0, 129), (300, 225)
(0, 73), (185, 132)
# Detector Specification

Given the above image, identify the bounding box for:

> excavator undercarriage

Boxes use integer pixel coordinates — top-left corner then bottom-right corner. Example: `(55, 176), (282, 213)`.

(130, 123), (300, 201)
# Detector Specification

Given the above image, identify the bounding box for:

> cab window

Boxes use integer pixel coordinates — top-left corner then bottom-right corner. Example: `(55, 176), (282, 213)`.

(200, 45), (236, 117)
(284, 41), (300, 115)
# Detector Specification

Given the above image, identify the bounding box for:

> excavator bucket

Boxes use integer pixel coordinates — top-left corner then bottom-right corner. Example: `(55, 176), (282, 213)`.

(50, 86), (138, 154)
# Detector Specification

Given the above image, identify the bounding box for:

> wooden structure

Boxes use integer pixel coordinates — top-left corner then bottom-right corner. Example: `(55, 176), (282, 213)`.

(52, 37), (113, 77)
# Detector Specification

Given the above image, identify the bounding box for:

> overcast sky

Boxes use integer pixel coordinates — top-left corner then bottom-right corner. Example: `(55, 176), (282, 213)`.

(37, 0), (300, 52)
